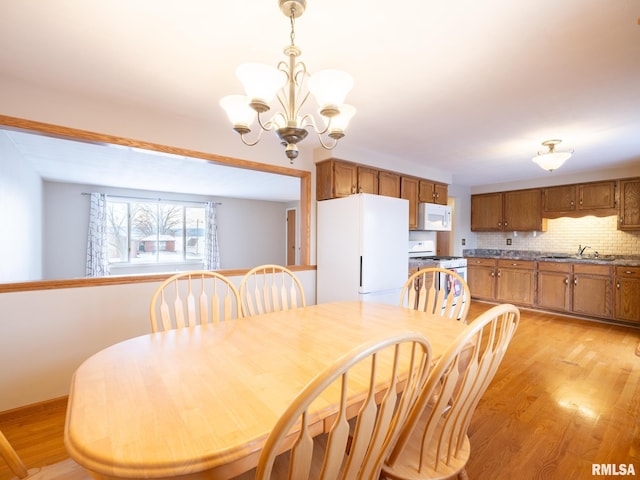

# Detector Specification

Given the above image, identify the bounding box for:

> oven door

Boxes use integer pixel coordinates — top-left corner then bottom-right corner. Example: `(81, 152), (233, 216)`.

(438, 267), (467, 309)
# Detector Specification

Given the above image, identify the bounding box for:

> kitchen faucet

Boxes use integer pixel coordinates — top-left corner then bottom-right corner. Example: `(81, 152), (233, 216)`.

(577, 244), (590, 256)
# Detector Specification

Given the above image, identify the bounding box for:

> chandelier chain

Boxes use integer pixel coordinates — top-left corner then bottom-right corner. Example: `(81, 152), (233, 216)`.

(289, 8), (296, 47)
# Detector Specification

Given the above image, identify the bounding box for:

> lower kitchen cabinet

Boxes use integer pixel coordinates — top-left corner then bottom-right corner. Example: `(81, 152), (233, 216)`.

(615, 266), (640, 323)
(467, 258), (497, 300)
(468, 257), (623, 323)
(572, 264), (613, 318)
(495, 259), (535, 306)
(467, 258), (535, 306)
(537, 262), (571, 311)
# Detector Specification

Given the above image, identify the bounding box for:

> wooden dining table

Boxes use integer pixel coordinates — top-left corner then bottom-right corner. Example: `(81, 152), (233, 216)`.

(64, 301), (468, 480)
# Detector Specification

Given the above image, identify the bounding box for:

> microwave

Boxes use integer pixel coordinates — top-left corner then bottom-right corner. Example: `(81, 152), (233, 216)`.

(418, 203), (452, 231)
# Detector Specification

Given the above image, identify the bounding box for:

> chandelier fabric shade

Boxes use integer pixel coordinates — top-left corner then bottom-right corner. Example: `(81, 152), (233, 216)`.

(532, 139), (573, 171)
(220, 0), (356, 163)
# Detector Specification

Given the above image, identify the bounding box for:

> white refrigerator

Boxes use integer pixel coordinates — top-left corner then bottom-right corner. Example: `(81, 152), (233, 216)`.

(317, 193), (409, 305)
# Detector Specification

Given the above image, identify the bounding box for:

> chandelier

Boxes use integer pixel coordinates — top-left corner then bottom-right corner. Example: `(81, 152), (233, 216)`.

(532, 139), (573, 171)
(220, 0), (356, 163)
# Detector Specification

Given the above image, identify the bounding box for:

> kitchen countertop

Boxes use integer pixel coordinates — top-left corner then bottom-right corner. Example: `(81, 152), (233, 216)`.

(463, 249), (640, 267)
(408, 258), (439, 269)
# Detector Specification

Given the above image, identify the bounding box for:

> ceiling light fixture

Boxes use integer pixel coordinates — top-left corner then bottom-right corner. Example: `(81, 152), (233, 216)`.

(220, 0), (356, 164)
(532, 139), (573, 172)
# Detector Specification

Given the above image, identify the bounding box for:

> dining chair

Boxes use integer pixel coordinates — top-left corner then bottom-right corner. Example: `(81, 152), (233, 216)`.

(381, 303), (520, 480)
(239, 264), (306, 316)
(247, 332), (433, 480)
(0, 428), (90, 479)
(400, 267), (471, 323)
(149, 270), (242, 332)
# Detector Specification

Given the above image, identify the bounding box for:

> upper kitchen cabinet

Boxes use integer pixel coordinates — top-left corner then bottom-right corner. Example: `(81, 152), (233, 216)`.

(357, 166), (379, 195)
(542, 181), (617, 217)
(316, 159), (448, 229)
(470, 192), (503, 231)
(504, 189), (545, 231)
(471, 189), (545, 232)
(378, 170), (401, 198)
(618, 177), (640, 230)
(419, 180), (448, 205)
(401, 176), (420, 229)
(316, 159), (357, 200)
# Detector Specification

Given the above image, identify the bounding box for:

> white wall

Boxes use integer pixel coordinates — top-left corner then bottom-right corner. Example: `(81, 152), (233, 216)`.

(42, 181), (290, 280)
(0, 269), (317, 412)
(0, 133), (43, 282)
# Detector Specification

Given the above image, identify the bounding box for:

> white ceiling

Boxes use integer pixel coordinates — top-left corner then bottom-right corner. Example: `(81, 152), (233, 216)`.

(1, 129), (301, 202)
(0, 0), (639, 188)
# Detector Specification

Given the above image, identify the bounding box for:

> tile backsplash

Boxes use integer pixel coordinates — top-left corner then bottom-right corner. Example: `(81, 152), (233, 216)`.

(475, 215), (640, 256)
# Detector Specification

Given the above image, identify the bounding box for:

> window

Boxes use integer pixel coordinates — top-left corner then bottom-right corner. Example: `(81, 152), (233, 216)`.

(106, 199), (205, 265)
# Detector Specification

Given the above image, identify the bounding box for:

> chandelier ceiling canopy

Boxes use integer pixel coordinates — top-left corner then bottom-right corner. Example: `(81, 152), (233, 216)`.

(220, 0), (356, 163)
(532, 139), (573, 172)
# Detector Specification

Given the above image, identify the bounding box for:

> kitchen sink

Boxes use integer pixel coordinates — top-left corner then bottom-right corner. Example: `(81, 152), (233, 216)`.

(539, 254), (615, 262)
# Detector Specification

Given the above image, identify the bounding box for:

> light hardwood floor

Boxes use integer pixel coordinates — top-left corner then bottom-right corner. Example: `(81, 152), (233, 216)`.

(1, 302), (639, 480)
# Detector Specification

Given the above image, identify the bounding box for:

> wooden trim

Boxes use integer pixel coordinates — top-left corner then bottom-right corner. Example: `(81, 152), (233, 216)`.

(0, 115), (308, 178)
(0, 396), (68, 421)
(0, 115), (314, 291)
(0, 265), (316, 293)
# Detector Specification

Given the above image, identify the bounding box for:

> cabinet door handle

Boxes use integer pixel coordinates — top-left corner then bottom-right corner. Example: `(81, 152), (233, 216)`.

(625, 270), (634, 275)
(564, 278), (569, 285)
(574, 277), (578, 286)
(617, 282), (620, 289)
(497, 270), (501, 278)
(490, 271), (495, 277)
(498, 222), (502, 227)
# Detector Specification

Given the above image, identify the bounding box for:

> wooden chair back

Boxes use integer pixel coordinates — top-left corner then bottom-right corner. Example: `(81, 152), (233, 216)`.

(0, 428), (28, 479)
(383, 303), (520, 480)
(240, 265), (306, 316)
(149, 270), (242, 333)
(400, 267), (470, 323)
(1, 428), (90, 479)
(254, 332), (433, 480)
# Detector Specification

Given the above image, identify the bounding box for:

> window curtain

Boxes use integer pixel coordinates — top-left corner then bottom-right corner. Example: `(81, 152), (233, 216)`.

(204, 201), (221, 270)
(85, 192), (108, 277)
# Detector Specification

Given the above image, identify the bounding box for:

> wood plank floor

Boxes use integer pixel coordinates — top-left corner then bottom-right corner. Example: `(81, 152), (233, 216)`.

(1, 302), (639, 480)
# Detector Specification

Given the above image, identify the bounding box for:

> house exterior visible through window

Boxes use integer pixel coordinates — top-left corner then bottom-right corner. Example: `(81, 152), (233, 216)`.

(106, 199), (205, 265)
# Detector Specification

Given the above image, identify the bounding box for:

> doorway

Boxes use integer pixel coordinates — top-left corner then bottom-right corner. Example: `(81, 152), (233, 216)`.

(286, 208), (297, 265)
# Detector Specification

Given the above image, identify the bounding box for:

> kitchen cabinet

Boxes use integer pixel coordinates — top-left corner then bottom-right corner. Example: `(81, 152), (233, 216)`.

(495, 259), (536, 306)
(378, 170), (401, 198)
(614, 266), (640, 323)
(316, 159), (444, 205)
(542, 181), (617, 217)
(419, 180), (448, 205)
(401, 176), (420, 229)
(537, 262), (571, 312)
(504, 189), (545, 232)
(467, 257), (497, 300)
(537, 262), (611, 318)
(618, 177), (640, 230)
(316, 159), (357, 200)
(470, 193), (503, 231)
(357, 166), (379, 195)
(471, 189), (544, 232)
(571, 264), (612, 319)
(466, 258), (535, 306)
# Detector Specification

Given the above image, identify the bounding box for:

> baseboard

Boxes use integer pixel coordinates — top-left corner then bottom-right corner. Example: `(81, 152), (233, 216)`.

(0, 396), (68, 422)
